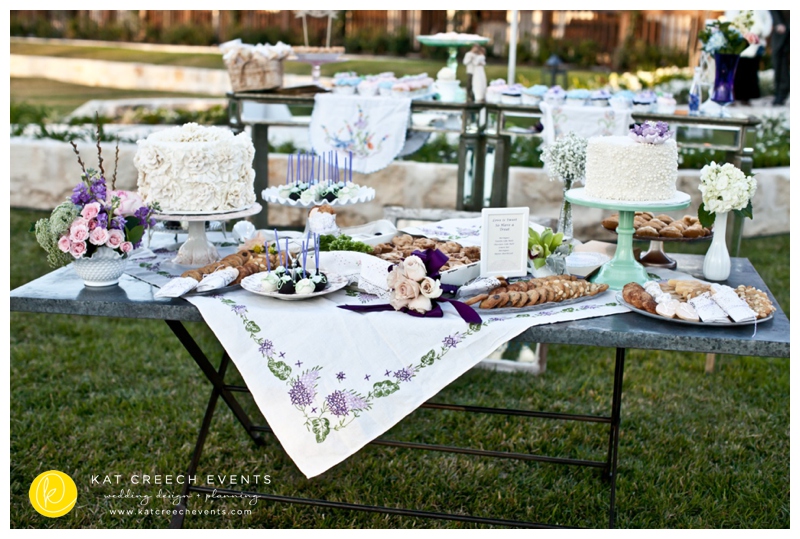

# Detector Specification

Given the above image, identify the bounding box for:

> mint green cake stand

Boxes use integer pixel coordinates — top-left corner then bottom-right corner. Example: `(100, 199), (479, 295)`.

(565, 188), (691, 290)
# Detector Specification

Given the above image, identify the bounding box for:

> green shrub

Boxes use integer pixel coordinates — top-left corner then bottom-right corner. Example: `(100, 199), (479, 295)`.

(160, 24), (215, 46)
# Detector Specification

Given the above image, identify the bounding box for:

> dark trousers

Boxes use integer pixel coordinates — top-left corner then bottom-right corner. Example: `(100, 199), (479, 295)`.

(734, 56), (761, 102)
(773, 46), (790, 104)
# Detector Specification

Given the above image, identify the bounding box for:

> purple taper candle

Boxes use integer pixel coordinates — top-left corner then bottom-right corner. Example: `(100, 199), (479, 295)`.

(302, 241), (307, 275)
(310, 152), (315, 182)
(349, 150), (353, 183)
(266, 242), (271, 272)
(335, 152), (339, 183)
(285, 238), (289, 266)
(315, 233), (319, 271)
(274, 229), (281, 264)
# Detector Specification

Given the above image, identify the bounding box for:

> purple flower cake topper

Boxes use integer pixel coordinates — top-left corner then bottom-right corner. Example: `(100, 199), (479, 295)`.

(629, 121), (673, 145)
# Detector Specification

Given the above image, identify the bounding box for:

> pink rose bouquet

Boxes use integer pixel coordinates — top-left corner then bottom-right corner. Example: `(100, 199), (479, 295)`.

(33, 134), (161, 268)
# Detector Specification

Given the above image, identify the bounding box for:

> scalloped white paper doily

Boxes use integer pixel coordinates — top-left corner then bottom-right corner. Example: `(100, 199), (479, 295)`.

(261, 186), (376, 208)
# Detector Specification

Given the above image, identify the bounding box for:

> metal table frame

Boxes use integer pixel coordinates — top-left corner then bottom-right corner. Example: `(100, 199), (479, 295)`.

(10, 254), (789, 529)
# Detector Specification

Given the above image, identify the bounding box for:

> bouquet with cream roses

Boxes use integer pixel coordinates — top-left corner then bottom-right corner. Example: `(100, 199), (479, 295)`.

(387, 253), (444, 314)
(339, 248), (482, 324)
(697, 161), (756, 228)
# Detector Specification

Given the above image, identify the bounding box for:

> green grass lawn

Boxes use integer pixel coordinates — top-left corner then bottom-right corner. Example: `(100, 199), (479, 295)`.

(9, 207), (789, 529)
(10, 41), (601, 88)
(10, 78), (214, 118)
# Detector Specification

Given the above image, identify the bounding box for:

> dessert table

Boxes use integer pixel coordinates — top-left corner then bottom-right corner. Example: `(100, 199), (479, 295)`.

(10, 254), (789, 529)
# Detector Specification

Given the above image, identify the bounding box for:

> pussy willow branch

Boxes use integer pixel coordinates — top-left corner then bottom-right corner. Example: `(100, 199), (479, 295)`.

(69, 141), (87, 175)
(112, 139), (120, 191)
(95, 113), (105, 177)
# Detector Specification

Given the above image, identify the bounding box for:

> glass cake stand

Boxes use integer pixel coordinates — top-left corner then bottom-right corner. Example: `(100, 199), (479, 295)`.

(292, 52), (346, 86)
(565, 189), (690, 289)
(416, 35), (490, 78)
(153, 203), (262, 266)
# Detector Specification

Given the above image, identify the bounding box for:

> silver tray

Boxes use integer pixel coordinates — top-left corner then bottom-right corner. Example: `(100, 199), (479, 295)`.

(615, 292), (773, 327)
(467, 290), (601, 315)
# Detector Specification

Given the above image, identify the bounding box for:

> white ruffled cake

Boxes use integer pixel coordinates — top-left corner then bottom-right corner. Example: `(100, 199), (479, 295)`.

(583, 134), (678, 202)
(135, 123), (257, 213)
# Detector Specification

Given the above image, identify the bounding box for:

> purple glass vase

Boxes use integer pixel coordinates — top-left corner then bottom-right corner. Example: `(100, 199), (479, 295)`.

(711, 53), (740, 106)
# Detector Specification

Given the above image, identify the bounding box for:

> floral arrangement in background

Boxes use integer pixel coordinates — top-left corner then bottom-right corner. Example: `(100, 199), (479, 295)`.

(697, 162), (757, 227)
(34, 126), (159, 268)
(699, 11), (756, 56)
(540, 131), (588, 182)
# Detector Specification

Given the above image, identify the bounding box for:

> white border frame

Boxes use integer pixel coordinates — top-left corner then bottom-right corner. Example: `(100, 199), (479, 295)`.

(480, 207), (530, 278)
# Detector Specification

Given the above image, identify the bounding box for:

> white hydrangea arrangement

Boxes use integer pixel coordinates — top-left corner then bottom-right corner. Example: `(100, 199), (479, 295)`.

(697, 161), (757, 227)
(541, 132), (588, 182)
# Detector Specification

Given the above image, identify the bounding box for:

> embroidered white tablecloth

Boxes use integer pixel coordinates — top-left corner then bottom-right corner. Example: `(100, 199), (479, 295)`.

(126, 241), (628, 478)
(539, 102), (633, 146)
(309, 94), (412, 174)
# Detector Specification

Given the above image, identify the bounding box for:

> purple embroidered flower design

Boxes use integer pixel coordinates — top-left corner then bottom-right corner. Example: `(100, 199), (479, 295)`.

(295, 361), (303, 367)
(336, 371), (346, 382)
(289, 369), (320, 407)
(455, 227), (481, 238)
(326, 390), (349, 417)
(364, 374), (371, 381)
(384, 370), (392, 377)
(393, 366), (414, 383)
(289, 381), (314, 407)
(442, 334), (461, 349)
(231, 305), (247, 315)
(345, 392), (368, 412)
(259, 340), (273, 356)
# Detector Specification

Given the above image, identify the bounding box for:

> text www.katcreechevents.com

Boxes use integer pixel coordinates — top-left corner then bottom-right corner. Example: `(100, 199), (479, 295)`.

(108, 508), (251, 517)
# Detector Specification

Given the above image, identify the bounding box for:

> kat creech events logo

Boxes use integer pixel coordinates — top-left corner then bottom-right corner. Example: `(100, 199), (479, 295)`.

(29, 470), (78, 518)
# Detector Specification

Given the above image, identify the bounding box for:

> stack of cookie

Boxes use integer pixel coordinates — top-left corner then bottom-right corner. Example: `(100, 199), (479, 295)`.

(465, 275), (609, 310)
(372, 234), (480, 270)
(602, 212), (712, 239)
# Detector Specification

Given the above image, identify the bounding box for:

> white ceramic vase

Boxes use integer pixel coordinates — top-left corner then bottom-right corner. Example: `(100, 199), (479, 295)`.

(703, 211), (730, 281)
(73, 246), (128, 287)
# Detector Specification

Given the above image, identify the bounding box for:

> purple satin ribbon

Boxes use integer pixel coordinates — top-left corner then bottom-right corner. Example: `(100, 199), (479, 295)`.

(339, 298), (481, 324)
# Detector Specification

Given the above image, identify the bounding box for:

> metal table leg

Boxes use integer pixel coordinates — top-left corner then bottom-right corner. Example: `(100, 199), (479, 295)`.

(169, 353), (231, 529)
(604, 347), (626, 528)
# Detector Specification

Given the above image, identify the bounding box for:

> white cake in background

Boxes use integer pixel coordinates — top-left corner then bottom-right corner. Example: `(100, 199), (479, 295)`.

(135, 123), (256, 213)
(583, 136), (678, 201)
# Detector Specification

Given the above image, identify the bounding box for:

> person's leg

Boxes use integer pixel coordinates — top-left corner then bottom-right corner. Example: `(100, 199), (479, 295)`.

(773, 48), (790, 104)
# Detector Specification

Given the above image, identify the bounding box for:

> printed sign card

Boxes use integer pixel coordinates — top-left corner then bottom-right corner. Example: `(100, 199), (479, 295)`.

(480, 207), (530, 278)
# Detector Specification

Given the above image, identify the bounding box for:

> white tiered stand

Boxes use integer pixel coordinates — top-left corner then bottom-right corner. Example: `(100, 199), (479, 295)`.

(152, 203), (262, 266)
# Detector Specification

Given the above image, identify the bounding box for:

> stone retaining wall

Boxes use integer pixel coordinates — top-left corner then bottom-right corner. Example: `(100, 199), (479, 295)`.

(10, 138), (788, 240)
(10, 55), (318, 95)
